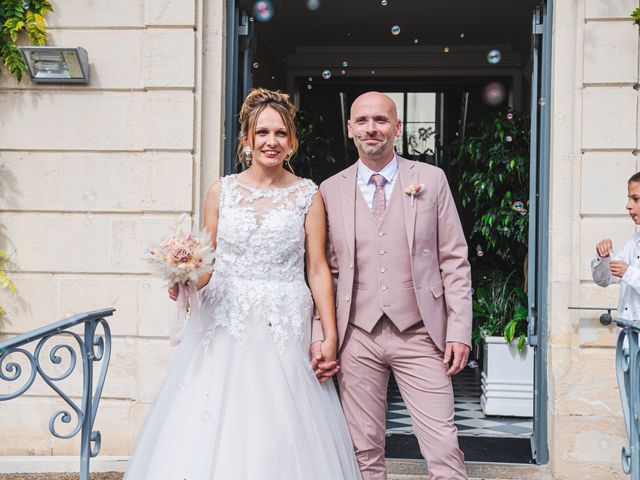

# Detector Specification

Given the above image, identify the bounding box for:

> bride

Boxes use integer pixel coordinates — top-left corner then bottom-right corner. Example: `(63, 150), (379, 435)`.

(124, 88), (361, 479)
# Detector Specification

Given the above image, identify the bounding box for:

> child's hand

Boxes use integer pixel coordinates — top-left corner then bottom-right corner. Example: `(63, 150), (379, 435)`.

(610, 261), (629, 278)
(596, 239), (613, 257)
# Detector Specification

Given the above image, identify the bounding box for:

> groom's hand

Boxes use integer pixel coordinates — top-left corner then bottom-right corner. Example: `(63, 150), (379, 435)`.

(310, 341), (340, 383)
(444, 342), (470, 376)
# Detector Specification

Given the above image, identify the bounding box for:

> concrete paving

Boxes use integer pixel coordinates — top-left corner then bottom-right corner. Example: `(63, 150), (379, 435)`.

(0, 459), (552, 480)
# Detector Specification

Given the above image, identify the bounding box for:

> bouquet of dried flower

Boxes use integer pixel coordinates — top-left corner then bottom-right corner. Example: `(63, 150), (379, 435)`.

(147, 227), (215, 345)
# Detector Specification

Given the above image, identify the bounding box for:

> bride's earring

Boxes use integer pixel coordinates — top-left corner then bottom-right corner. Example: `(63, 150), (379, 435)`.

(242, 145), (252, 167)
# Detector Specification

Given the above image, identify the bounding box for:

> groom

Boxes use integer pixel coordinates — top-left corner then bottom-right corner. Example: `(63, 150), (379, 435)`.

(312, 92), (471, 480)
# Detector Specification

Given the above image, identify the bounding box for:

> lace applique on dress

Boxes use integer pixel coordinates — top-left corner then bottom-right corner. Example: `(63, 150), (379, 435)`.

(200, 175), (318, 353)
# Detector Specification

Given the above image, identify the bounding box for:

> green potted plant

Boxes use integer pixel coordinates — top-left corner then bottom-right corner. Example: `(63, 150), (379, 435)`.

(452, 110), (532, 416)
(472, 270), (529, 352)
(472, 270), (533, 417)
(452, 110), (529, 271)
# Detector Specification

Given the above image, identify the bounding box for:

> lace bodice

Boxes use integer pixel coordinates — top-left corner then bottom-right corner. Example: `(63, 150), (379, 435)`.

(213, 175), (317, 282)
(200, 175), (318, 351)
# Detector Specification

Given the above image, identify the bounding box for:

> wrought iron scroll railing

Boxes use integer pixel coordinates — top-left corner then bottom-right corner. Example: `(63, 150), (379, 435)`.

(616, 318), (640, 480)
(0, 308), (114, 480)
(569, 306), (639, 477)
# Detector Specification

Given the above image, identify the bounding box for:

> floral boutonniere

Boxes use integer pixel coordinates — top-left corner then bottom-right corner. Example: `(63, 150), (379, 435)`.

(405, 183), (425, 206)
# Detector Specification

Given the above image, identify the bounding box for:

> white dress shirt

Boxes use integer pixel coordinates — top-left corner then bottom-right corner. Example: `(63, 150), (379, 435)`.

(356, 156), (399, 210)
(592, 232), (640, 321)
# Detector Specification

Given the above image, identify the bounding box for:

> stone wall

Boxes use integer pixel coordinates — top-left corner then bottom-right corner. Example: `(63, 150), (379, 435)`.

(549, 0), (638, 478)
(0, 0), (225, 455)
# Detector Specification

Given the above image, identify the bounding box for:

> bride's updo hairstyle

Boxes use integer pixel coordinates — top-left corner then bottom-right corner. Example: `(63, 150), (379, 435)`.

(236, 88), (299, 167)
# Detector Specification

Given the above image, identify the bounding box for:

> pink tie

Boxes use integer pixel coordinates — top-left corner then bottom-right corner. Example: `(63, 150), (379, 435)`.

(370, 173), (387, 220)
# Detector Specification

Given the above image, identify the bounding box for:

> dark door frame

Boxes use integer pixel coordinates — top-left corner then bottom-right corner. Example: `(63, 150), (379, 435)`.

(222, 0), (553, 465)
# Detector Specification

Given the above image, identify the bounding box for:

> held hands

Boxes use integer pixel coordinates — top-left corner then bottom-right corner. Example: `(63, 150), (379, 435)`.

(444, 341), (470, 376)
(596, 239), (613, 258)
(310, 340), (340, 383)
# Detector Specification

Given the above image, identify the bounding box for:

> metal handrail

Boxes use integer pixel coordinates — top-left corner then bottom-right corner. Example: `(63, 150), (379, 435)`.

(568, 306), (616, 326)
(0, 308), (114, 480)
(616, 318), (640, 479)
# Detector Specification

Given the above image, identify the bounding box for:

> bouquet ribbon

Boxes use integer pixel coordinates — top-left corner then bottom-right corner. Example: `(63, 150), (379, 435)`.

(170, 280), (202, 346)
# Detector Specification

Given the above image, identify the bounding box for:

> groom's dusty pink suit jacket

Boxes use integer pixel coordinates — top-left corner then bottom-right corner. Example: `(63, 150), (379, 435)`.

(312, 156), (472, 352)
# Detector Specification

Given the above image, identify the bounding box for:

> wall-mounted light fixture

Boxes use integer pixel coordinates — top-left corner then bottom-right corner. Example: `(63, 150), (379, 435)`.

(18, 46), (89, 84)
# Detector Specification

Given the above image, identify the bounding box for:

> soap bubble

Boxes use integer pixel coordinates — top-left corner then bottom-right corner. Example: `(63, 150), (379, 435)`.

(308, 76), (313, 82)
(252, 62), (259, 69)
(253, 1), (274, 22)
(370, 70), (376, 75)
(341, 70), (346, 75)
(307, 0), (320, 10)
(506, 135), (512, 142)
(342, 60), (349, 68)
(443, 47), (450, 53)
(391, 25), (401, 35)
(322, 69), (332, 80)
(486, 49), (502, 65)
(481, 82), (506, 106)
(538, 97), (547, 107)
(459, 33), (465, 39)
(506, 112), (513, 120)
(413, 38), (418, 44)
(381, 0), (387, 5)
(307, 84), (312, 90)
(512, 201), (525, 212)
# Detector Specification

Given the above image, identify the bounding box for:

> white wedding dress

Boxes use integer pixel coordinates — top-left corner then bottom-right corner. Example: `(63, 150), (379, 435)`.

(125, 175), (361, 479)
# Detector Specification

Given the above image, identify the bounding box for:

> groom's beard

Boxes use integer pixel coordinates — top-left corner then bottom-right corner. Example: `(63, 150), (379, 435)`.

(353, 134), (391, 159)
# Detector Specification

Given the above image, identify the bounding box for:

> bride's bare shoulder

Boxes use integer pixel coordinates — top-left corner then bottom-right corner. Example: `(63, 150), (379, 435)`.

(204, 179), (224, 209)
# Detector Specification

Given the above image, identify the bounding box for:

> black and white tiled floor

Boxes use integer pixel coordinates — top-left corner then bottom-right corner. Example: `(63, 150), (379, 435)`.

(385, 367), (533, 438)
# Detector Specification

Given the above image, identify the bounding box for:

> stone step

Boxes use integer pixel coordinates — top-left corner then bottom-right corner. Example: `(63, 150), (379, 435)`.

(0, 462), (552, 480)
(0, 457), (553, 480)
(387, 459), (552, 479)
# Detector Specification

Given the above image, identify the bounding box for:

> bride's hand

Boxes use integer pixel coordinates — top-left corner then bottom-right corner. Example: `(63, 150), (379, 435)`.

(168, 284), (179, 301)
(321, 338), (337, 363)
(314, 338), (339, 383)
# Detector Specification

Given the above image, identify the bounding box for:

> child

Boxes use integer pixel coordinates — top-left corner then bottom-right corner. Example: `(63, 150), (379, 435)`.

(592, 172), (640, 321)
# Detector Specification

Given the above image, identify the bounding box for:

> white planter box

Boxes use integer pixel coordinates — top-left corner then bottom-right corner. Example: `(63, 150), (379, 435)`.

(480, 335), (534, 417)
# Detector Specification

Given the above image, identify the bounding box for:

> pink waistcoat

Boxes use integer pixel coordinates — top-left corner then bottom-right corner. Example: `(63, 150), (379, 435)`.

(349, 181), (422, 332)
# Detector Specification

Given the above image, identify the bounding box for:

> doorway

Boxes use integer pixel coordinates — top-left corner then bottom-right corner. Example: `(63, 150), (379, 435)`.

(224, 0), (552, 464)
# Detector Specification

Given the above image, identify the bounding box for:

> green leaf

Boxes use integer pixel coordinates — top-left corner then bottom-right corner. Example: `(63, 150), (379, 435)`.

(517, 334), (527, 352)
(513, 305), (528, 321)
(0, 0), (51, 80)
(503, 319), (516, 345)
